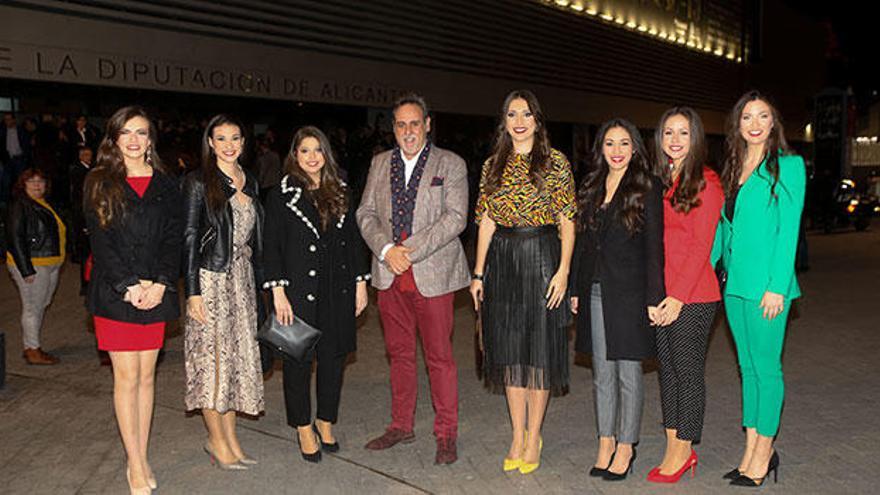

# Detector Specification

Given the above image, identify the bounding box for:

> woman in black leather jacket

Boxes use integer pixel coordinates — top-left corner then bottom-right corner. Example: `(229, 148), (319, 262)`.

(5, 168), (65, 365)
(182, 114), (264, 470)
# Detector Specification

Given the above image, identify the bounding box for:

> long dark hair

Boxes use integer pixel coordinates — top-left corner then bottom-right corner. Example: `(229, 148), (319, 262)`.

(284, 126), (348, 229)
(722, 90), (788, 198)
(483, 90), (552, 196)
(577, 118), (654, 234)
(652, 107), (708, 213)
(85, 106), (164, 228)
(200, 114), (246, 217)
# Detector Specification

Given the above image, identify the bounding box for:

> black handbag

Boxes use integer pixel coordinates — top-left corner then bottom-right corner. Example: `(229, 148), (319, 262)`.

(257, 313), (322, 363)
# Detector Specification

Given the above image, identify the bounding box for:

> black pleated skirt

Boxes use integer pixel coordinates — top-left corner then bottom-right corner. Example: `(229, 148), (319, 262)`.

(482, 225), (570, 396)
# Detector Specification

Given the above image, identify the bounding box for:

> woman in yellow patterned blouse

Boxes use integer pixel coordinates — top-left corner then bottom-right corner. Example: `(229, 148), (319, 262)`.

(470, 90), (576, 475)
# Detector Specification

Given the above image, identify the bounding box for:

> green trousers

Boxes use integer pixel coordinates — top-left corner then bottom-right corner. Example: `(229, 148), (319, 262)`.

(724, 295), (790, 437)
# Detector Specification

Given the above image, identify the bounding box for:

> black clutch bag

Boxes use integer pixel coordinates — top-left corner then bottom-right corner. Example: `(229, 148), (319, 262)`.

(257, 313), (322, 363)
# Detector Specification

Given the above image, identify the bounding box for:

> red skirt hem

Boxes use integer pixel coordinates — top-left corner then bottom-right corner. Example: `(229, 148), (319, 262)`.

(94, 316), (165, 351)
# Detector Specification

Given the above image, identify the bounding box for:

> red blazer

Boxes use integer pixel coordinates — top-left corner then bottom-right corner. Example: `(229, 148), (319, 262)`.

(663, 167), (724, 303)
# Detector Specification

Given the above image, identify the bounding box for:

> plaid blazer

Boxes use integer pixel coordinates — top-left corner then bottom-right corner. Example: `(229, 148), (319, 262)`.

(356, 145), (470, 297)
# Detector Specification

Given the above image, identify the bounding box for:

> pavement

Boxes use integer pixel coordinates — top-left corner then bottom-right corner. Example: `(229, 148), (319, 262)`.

(1, 226), (878, 495)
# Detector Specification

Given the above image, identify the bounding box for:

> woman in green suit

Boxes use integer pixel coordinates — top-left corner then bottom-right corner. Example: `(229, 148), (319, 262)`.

(711, 91), (805, 487)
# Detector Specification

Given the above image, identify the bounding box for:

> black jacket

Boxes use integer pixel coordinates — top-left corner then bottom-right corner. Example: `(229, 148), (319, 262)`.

(263, 175), (370, 357)
(182, 169), (263, 297)
(69, 161), (91, 261)
(5, 196), (63, 278)
(571, 174), (665, 360)
(86, 171), (183, 323)
(0, 125), (30, 164)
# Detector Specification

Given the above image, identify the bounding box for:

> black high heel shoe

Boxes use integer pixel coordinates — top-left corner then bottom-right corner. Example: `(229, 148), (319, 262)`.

(723, 468), (743, 480)
(296, 428), (323, 463)
(589, 452), (615, 477)
(313, 423), (340, 453)
(730, 451), (779, 487)
(603, 448), (637, 481)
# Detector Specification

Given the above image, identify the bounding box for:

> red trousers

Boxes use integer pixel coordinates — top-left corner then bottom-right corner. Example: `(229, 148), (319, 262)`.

(377, 272), (458, 439)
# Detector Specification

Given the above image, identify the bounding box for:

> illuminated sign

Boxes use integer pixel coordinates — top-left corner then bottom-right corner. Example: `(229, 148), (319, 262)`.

(538, 0), (747, 63)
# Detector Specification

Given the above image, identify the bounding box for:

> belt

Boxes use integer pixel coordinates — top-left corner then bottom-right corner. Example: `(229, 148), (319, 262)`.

(494, 224), (556, 238)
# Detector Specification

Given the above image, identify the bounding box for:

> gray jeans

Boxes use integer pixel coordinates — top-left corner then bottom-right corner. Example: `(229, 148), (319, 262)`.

(8, 263), (61, 350)
(590, 283), (644, 444)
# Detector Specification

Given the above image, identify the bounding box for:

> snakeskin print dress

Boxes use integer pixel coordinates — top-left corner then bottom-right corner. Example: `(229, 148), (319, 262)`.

(185, 198), (264, 415)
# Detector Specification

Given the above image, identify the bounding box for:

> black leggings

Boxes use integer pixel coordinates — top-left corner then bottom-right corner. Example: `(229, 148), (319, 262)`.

(282, 354), (346, 428)
(655, 302), (718, 441)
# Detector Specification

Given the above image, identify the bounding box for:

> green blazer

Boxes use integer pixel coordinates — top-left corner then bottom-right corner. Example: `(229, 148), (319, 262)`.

(711, 154), (805, 301)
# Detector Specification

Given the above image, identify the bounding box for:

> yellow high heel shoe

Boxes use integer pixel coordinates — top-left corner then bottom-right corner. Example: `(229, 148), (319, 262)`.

(503, 431), (528, 472)
(518, 436), (543, 475)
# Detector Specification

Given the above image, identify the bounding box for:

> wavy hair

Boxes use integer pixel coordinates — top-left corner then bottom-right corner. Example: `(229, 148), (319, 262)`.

(483, 90), (552, 196)
(577, 118), (654, 234)
(721, 90), (789, 199)
(85, 106), (164, 229)
(284, 126), (348, 229)
(652, 107), (708, 213)
(200, 114), (247, 219)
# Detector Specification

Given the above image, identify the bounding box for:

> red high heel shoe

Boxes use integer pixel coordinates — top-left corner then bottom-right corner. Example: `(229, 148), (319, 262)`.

(646, 449), (698, 483)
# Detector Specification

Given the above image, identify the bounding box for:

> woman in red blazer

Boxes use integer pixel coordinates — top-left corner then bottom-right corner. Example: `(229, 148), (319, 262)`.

(646, 107), (724, 483)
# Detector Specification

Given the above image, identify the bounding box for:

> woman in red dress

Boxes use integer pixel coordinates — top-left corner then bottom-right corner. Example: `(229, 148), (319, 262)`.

(84, 106), (182, 495)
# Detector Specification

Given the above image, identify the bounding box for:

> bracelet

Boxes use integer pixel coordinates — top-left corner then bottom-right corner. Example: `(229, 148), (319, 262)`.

(472, 273), (484, 281)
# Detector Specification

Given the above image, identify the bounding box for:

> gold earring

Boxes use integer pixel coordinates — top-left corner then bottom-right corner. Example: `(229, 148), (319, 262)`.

(146, 146), (153, 166)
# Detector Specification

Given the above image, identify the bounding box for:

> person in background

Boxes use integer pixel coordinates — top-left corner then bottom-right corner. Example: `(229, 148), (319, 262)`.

(5, 168), (65, 365)
(1, 113), (32, 205)
(69, 146), (93, 293)
(255, 135), (282, 200)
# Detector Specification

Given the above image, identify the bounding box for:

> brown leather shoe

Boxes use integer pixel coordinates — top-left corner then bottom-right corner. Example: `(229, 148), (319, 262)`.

(364, 428), (415, 450)
(23, 348), (59, 365)
(435, 437), (457, 465)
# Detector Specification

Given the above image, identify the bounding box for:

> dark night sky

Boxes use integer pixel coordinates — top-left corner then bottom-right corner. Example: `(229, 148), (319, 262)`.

(784, 0), (879, 101)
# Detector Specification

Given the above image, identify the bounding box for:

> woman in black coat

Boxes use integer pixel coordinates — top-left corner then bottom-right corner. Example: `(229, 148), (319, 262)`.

(570, 118), (665, 481)
(84, 106), (182, 493)
(263, 126), (369, 463)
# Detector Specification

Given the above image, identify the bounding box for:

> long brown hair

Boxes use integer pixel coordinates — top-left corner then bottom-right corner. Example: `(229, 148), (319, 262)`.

(483, 90), (552, 196)
(577, 118), (654, 234)
(200, 114), (246, 218)
(85, 106), (164, 228)
(652, 107), (708, 213)
(284, 126), (348, 229)
(721, 90), (788, 199)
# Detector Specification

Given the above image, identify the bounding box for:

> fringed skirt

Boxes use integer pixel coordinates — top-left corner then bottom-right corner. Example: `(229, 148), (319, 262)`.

(482, 225), (570, 396)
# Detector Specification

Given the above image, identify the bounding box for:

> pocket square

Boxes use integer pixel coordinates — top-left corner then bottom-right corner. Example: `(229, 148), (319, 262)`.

(430, 176), (444, 186)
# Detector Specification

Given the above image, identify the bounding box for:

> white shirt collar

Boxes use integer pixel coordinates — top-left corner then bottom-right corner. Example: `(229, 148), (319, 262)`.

(401, 144), (426, 184)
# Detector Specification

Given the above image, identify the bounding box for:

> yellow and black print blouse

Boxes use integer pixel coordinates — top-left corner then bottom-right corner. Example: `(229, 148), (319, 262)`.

(474, 149), (576, 227)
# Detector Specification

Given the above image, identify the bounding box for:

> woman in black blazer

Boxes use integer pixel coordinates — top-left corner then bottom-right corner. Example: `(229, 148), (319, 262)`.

(84, 106), (182, 494)
(570, 118), (665, 481)
(263, 126), (369, 462)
